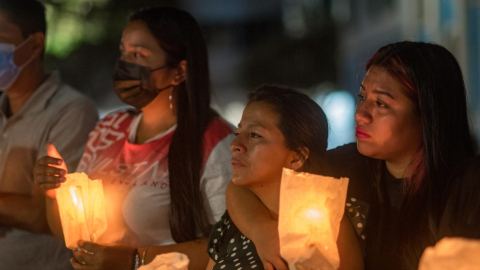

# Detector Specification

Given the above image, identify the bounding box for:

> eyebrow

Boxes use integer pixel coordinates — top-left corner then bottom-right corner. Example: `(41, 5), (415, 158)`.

(361, 84), (395, 100)
(119, 41), (152, 51)
(237, 122), (267, 129)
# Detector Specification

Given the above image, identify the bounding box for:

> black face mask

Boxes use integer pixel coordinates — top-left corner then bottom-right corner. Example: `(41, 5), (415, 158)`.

(112, 60), (172, 109)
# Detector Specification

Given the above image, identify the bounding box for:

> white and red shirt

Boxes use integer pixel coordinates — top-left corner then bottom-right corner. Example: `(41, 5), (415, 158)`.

(77, 110), (234, 247)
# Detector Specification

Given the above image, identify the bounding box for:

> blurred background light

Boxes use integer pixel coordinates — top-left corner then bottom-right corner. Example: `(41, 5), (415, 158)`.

(37, 0), (480, 145)
(314, 90), (356, 150)
(222, 101), (246, 127)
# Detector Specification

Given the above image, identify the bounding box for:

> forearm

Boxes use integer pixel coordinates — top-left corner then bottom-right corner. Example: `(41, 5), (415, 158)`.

(139, 238), (209, 270)
(226, 181), (274, 240)
(46, 197), (65, 241)
(337, 215), (364, 270)
(0, 192), (50, 233)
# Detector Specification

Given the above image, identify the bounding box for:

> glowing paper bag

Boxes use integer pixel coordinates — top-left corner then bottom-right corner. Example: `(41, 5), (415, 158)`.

(56, 172), (107, 249)
(138, 252), (189, 270)
(418, 237), (480, 270)
(279, 168), (349, 270)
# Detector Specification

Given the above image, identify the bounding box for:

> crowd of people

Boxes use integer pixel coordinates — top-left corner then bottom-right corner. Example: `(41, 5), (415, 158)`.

(0, 0), (479, 270)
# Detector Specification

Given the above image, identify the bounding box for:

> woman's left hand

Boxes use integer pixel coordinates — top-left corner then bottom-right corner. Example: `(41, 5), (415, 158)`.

(71, 240), (137, 270)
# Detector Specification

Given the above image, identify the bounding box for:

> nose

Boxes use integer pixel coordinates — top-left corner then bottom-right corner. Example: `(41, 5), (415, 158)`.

(119, 49), (137, 63)
(230, 135), (246, 153)
(354, 101), (373, 124)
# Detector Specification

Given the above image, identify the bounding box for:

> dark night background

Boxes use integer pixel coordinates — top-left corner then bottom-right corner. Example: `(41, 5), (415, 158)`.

(41, 0), (480, 149)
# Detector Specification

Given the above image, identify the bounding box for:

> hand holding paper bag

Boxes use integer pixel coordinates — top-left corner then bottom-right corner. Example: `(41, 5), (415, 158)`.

(42, 143), (68, 198)
(279, 168), (349, 270)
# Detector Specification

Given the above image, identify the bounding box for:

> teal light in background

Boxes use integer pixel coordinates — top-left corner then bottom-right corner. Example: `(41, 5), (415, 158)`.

(315, 90), (356, 150)
(439, 0), (454, 28)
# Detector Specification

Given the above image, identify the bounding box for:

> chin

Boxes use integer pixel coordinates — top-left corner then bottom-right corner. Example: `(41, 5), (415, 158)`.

(231, 174), (248, 186)
(357, 143), (390, 161)
(357, 141), (377, 159)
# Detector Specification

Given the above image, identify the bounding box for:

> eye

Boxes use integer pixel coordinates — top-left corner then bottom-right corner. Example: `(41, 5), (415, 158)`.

(250, 132), (261, 138)
(234, 132), (239, 136)
(357, 94), (365, 103)
(375, 100), (388, 108)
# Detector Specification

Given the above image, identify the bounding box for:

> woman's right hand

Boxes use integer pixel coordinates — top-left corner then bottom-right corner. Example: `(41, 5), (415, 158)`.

(34, 144), (68, 199)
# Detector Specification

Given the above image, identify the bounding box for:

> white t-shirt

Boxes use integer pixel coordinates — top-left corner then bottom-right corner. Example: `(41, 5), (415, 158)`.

(77, 110), (234, 247)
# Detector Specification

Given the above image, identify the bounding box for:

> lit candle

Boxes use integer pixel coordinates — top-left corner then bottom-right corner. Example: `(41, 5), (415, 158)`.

(279, 168), (349, 270)
(419, 237), (480, 270)
(56, 172), (107, 249)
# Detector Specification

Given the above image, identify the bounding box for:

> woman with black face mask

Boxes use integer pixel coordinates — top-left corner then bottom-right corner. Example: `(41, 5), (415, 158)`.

(33, 7), (235, 270)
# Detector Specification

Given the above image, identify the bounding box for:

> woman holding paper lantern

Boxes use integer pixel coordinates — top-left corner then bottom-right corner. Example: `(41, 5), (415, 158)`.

(205, 85), (364, 270)
(34, 7), (234, 270)
(224, 41), (478, 270)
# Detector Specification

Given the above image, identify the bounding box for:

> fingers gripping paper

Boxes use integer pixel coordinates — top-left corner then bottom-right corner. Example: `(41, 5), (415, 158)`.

(279, 168), (349, 270)
(56, 172), (107, 249)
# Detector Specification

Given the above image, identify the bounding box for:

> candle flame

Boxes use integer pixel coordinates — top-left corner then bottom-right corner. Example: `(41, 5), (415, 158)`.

(306, 209), (324, 220)
(69, 186), (78, 206)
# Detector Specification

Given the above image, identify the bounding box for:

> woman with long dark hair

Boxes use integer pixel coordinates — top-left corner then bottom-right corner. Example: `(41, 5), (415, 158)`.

(34, 7), (234, 270)
(224, 41), (478, 270)
(206, 85), (363, 270)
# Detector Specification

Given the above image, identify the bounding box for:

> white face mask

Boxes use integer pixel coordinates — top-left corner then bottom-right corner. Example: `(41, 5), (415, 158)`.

(0, 36), (33, 91)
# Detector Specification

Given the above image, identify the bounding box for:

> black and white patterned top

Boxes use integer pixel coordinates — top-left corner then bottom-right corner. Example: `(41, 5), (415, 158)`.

(207, 211), (264, 270)
(345, 196), (369, 252)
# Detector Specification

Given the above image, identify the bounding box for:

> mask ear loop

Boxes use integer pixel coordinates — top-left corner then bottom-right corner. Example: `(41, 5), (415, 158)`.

(12, 36), (34, 66)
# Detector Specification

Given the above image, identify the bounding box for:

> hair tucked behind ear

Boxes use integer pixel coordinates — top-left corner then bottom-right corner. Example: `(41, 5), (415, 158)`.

(247, 84), (329, 175)
(130, 7), (216, 243)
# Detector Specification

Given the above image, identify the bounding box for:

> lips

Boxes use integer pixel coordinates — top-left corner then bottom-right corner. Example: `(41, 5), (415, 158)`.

(355, 126), (371, 139)
(230, 157), (245, 168)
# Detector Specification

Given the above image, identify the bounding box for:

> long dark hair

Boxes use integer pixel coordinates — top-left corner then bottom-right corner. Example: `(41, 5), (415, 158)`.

(130, 7), (216, 243)
(247, 84), (329, 175)
(366, 41), (478, 268)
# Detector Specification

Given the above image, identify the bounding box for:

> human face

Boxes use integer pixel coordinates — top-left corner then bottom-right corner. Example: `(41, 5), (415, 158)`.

(0, 11), (34, 69)
(230, 102), (297, 188)
(119, 20), (177, 90)
(355, 65), (423, 164)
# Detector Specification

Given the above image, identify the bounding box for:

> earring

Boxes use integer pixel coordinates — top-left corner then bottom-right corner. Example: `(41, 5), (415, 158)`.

(169, 87), (173, 110)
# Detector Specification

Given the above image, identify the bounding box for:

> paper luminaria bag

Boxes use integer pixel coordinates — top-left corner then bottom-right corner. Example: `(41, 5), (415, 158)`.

(279, 168), (349, 270)
(56, 172), (107, 249)
(138, 252), (189, 270)
(418, 237), (480, 270)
